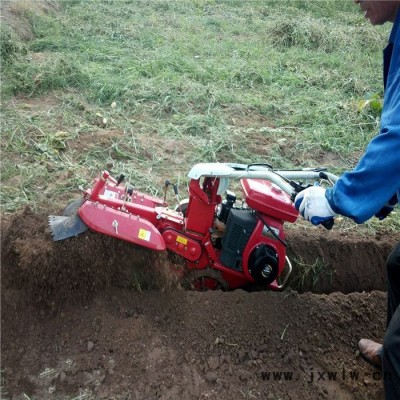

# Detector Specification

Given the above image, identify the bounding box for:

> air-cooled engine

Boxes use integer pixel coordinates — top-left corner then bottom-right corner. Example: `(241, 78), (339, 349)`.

(219, 208), (257, 271)
(217, 188), (280, 285)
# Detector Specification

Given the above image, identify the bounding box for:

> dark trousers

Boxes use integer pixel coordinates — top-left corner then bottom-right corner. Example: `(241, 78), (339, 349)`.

(383, 243), (400, 399)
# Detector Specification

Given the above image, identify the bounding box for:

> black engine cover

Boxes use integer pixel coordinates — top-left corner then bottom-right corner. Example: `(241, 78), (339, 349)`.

(248, 244), (279, 285)
(220, 209), (257, 271)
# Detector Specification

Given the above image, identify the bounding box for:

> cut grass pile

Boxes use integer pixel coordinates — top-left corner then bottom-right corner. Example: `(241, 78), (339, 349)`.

(1, 0), (398, 232)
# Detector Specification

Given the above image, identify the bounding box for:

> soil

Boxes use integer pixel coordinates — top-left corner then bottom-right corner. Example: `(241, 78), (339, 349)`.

(2, 208), (399, 400)
(2, 2), (399, 399)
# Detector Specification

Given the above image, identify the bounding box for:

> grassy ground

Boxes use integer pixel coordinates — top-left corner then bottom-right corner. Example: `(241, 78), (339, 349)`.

(0, 0), (398, 233)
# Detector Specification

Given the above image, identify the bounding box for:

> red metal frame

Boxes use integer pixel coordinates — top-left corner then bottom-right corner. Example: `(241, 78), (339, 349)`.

(77, 170), (298, 291)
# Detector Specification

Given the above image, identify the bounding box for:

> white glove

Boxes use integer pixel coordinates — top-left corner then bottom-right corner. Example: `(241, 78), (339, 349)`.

(294, 186), (336, 226)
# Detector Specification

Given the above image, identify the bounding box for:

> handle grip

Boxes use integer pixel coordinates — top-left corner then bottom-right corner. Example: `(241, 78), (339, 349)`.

(117, 174), (125, 186)
(321, 218), (334, 230)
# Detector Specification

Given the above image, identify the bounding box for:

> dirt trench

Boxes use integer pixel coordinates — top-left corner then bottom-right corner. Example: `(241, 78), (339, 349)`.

(1, 208), (399, 400)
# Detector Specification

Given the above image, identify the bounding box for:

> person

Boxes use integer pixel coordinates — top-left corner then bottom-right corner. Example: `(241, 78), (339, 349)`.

(294, 1), (400, 398)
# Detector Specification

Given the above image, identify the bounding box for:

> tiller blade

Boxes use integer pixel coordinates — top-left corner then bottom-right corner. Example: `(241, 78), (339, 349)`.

(48, 214), (88, 241)
(48, 199), (88, 241)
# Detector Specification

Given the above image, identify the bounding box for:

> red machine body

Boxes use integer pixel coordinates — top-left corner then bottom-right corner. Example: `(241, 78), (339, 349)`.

(74, 167), (299, 291)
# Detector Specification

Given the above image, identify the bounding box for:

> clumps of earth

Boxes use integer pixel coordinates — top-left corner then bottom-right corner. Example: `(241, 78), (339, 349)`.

(1, 208), (398, 400)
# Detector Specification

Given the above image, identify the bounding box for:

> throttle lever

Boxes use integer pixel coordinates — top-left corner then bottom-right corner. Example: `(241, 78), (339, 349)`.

(172, 184), (181, 213)
(289, 181), (310, 202)
(321, 218), (334, 230)
(163, 180), (171, 204)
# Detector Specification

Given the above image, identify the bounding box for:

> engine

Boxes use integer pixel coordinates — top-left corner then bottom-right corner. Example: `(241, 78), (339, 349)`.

(216, 190), (237, 225)
(217, 190), (280, 285)
(247, 244), (279, 285)
(219, 208), (257, 271)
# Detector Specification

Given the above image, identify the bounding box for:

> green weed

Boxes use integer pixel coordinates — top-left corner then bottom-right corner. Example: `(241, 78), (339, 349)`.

(0, 24), (27, 63)
(3, 57), (89, 97)
(291, 257), (334, 292)
(0, 0), (398, 233)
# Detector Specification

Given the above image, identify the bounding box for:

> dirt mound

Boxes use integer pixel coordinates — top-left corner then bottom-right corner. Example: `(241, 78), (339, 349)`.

(2, 209), (399, 399)
(0, 0), (58, 41)
(286, 228), (397, 294)
(1, 208), (180, 309)
(2, 209), (398, 309)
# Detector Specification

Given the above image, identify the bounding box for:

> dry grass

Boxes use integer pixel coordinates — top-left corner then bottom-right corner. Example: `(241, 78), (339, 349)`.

(1, 0), (398, 234)
(1, 0), (58, 40)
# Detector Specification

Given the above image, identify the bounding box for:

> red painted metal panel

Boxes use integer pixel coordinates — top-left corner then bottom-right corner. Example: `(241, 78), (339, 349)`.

(162, 229), (202, 262)
(79, 200), (165, 251)
(241, 179), (298, 222)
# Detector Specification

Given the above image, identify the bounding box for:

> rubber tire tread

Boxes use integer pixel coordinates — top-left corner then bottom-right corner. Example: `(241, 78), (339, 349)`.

(182, 268), (229, 291)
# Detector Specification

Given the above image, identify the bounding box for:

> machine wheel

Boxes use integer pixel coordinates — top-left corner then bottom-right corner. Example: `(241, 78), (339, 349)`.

(183, 268), (229, 291)
(63, 198), (84, 216)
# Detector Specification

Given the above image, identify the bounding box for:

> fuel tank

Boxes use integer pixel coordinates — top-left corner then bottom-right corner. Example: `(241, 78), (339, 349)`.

(241, 179), (298, 223)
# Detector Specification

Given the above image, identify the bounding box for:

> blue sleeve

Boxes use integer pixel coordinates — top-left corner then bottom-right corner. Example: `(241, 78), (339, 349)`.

(325, 126), (400, 223)
(325, 17), (400, 224)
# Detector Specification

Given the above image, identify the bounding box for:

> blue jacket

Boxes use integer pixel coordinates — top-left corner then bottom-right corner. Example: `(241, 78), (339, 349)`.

(326, 10), (400, 224)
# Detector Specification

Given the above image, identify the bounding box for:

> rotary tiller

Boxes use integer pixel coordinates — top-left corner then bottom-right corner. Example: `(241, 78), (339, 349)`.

(49, 163), (338, 291)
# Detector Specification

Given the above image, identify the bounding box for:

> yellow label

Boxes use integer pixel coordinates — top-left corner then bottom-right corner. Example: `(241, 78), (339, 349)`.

(176, 235), (188, 245)
(138, 228), (151, 241)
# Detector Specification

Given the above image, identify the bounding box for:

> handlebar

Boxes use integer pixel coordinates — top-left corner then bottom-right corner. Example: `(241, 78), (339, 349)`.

(187, 162), (339, 230)
(188, 162), (339, 197)
(228, 164), (339, 230)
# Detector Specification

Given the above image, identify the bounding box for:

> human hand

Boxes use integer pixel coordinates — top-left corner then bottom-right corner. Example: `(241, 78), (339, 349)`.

(375, 195), (397, 220)
(294, 186), (336, 226)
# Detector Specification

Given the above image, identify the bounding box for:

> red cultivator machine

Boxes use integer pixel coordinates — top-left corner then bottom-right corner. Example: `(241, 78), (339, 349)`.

(49, 163), (338, 291)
